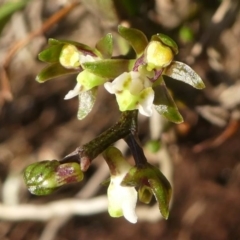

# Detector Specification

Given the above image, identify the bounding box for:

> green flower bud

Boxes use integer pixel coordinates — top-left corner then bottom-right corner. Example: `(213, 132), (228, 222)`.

(23, 160), (84, 196)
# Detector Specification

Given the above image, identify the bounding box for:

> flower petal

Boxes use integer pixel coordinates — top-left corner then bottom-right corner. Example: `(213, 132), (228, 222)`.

(103, 147), (138, 223)
(129, 71), (144, 95)
(108, 180), (138, 223)
(80, 55), (99, 65)
(138, 87), (154, 116)
(122, 187), (138, 223)
(104, 72), (130, 94)
(64, 83), (82, 99)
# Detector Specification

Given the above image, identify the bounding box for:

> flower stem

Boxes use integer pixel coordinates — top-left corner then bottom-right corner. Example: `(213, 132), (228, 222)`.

(60, 110), (138, 171)
(124, 134), (147, 168)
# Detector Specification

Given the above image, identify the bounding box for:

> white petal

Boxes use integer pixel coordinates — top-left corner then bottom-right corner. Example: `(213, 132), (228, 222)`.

(104, 72), (130, 94)
(122, 187), (138, 223)
(104, 82), (115, 94)
(79, 55), (99, 65)
(129, 72), (144, 95)
(138, 88), (154, 116)
(107, 180), (138, 223)
(64, 83), (82, 100)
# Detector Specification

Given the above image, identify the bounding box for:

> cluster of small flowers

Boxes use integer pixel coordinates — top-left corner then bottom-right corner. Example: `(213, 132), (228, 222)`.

(30, 26), (204, 223)
(59, 39), (175, 117)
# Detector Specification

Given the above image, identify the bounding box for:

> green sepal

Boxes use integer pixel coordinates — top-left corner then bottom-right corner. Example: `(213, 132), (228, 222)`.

(121, 163), (172, 219)
(118, 25), (148, 56)
(95, 33), (113, 58)
(153, 80), (183, 123)
(48, 38), (100, 56)
(23, 160), (84, 196)
(38, 44), (64, 63)
(36, 63), (79, 83)
(151, 34), (178, 55)
(77, 87), (97, 120)
(82, 59), (135, 78)
(163, 61), (205, 89)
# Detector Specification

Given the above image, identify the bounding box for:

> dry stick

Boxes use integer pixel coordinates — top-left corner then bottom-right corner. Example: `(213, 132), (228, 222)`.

(0, 2), (80, 106)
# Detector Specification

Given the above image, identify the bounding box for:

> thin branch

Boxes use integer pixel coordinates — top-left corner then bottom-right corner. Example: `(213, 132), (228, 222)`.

(0, 196), (108, 221)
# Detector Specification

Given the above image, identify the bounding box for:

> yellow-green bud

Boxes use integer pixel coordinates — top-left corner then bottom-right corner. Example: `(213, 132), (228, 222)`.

(59, 44), (80, 68)
(145, 41), (174, 71)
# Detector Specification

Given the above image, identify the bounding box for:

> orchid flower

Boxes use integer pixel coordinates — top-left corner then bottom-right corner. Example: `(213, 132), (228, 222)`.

(103, 146), (138, 224)
(104, 71), (154, 116)
(58, 44), (107, 100)
(104, 40), (175, 117)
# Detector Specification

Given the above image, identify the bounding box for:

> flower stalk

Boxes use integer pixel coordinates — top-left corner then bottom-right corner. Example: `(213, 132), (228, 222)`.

(60, 110), (138, 171)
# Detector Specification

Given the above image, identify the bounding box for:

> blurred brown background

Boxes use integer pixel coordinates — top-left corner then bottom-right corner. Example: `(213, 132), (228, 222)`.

(0, 0), (240, 239)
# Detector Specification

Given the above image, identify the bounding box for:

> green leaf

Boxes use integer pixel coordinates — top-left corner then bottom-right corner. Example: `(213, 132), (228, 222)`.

(163, 61), (205, 89)
(36, 63), (79, 83)
(0, 0), (30, 35)
(153, 81), (183, 123)
(77, 87), (97, 120)
(38, 44), (64, 63)
(95, 33), (113, 58)
(118, 25), (148, 56)
(82, 59), (135, 78)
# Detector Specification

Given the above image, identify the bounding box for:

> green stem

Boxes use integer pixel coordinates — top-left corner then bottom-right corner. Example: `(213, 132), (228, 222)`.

(83, 110), (137, 159)
(124, 134), (148, 168)
(60, 110), (138, 170)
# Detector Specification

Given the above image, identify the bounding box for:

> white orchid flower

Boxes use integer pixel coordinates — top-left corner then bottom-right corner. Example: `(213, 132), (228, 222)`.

(104, 71), (154, 117)
(103, 146), (138, 224)
(59, 44), (104, 100)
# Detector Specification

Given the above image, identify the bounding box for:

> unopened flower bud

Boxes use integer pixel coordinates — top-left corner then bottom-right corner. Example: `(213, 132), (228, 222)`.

(144, 41), (174, 71)
(23, 160), (83, 196)
(59, 44), (80, 68)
